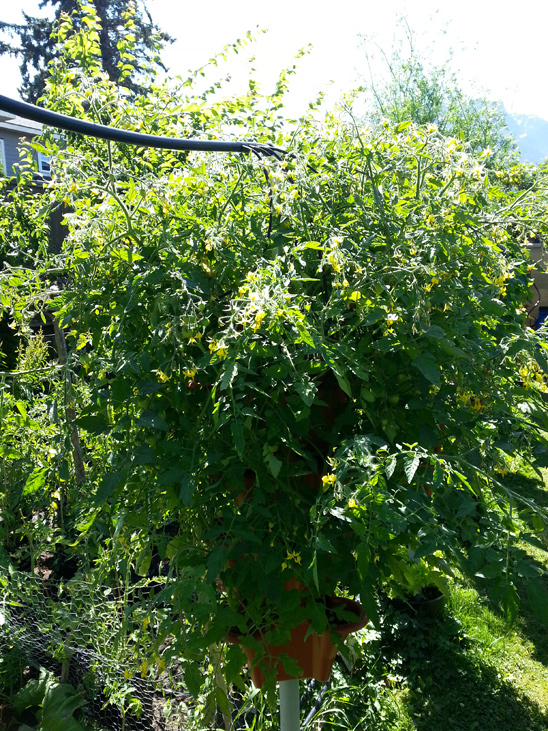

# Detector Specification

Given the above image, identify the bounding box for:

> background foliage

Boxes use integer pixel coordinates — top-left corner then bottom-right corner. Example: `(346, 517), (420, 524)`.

(359, 18), (518, 167)
(0, 0), (171, 102)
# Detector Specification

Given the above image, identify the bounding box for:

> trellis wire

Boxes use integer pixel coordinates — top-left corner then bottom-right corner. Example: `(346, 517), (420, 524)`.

(0, 569), (190, 730)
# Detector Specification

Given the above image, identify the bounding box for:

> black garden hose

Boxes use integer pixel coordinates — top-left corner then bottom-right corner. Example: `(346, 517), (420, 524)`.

(0, 94), (286, 158)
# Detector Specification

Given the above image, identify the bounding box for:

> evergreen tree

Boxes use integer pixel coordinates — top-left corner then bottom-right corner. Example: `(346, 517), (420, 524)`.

(0, 0), (172, 103)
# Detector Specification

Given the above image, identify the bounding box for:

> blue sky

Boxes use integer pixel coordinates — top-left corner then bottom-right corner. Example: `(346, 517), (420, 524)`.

(2, 0), (548, 121)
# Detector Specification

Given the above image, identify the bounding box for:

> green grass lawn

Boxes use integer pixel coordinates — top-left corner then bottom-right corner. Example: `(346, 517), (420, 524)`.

(310, 467), (548, 731)
(310, 580), (548, 731)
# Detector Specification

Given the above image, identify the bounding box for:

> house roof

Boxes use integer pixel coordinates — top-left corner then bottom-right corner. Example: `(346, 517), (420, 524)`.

(0, 113), (43, 136)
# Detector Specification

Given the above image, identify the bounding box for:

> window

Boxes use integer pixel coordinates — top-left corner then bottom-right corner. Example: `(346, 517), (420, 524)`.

(37, 151), (51, 177)
(535, 307), (548, 330)
(0, 138), (5, 175)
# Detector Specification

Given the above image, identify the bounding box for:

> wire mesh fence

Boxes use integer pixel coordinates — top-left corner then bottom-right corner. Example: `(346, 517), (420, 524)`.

(0, 569), (192, 730)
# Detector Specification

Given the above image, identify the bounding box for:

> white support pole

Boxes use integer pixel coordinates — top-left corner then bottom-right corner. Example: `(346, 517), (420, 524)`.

(279, 679), (300, 731)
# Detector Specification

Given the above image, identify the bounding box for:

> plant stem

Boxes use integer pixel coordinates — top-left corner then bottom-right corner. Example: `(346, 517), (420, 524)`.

(53, 319), (85, 486)
(210, 642), (233, 731)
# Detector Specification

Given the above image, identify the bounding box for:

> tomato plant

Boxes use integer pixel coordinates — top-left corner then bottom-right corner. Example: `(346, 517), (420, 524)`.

(2, 4), (548, 707)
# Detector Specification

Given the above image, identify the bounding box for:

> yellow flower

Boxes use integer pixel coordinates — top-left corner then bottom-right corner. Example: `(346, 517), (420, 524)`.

(327, 255), (341, 272)
(470, 397), (484, 411)
(348, 498), (357, 509)
(124, 669), (132, 680)
(286, 551), (302, 565)
(209, 340), (228, 359)
(183, 366), (197, 379)
(457, 390), (470, 405)
(254, 311), (266, 331)
(322, 473), (336, 488)
(493, 273), (508, 287)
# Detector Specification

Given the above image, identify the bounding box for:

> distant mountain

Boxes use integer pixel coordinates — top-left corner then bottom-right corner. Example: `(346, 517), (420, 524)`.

(505, 112), (548, 165)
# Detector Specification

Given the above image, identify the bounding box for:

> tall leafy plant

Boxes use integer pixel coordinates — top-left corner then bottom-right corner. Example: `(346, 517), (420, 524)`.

(2, 4), (548, 707)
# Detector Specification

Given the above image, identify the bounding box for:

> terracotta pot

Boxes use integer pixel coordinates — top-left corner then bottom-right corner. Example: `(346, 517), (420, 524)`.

(226, 596), (366, 689)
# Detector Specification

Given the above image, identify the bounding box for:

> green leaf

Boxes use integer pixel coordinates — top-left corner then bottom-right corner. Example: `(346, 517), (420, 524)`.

(310, 553), (319, 591)
(207, 544), (227, 580)
(457, 498), (477, 519)
(424, 325), (445, 339)
(501, 582), (519, 624)
(432, 462), (445, 490)
(403, 453), (420, 484)
(94, 471), (123, 504)
(333, 371), (351, 398)
(77, 413), (110, 435)
(158, 467), (186, 485)
(37, 681), (88, 731)
(534, 348), (548, 375)
(231, 420), (245, 459)
(527, 579), (548, 625)
(295, 381), (316, 406)
(357, 577), (380, 628)
(475, 560), (504, 579)
(355, 543), (370, 580)
(385, 454), (397, 479)
(135, 547), (152, 577)
(0, 445), (23, 459)
(363, 307), (386, 326)
(296, 321), (315, 348)
(514, 559), (541, 579)
(412, 353), (441, 387)
(137, 411), (168, 430)
(220, 359), (238, 390)
(137, 379), (163, 395)
(439, 339), (466, 358)
(185, 662), (203, 698)
(486, 297), (509, 316)
(264, 451), (282, 478)
(15, 400), (27, 417)
(23, 467), (47, 496)
(179, 474), (196, 507)
(12, 674), (50, 714)
(133, 447), (157, 465)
